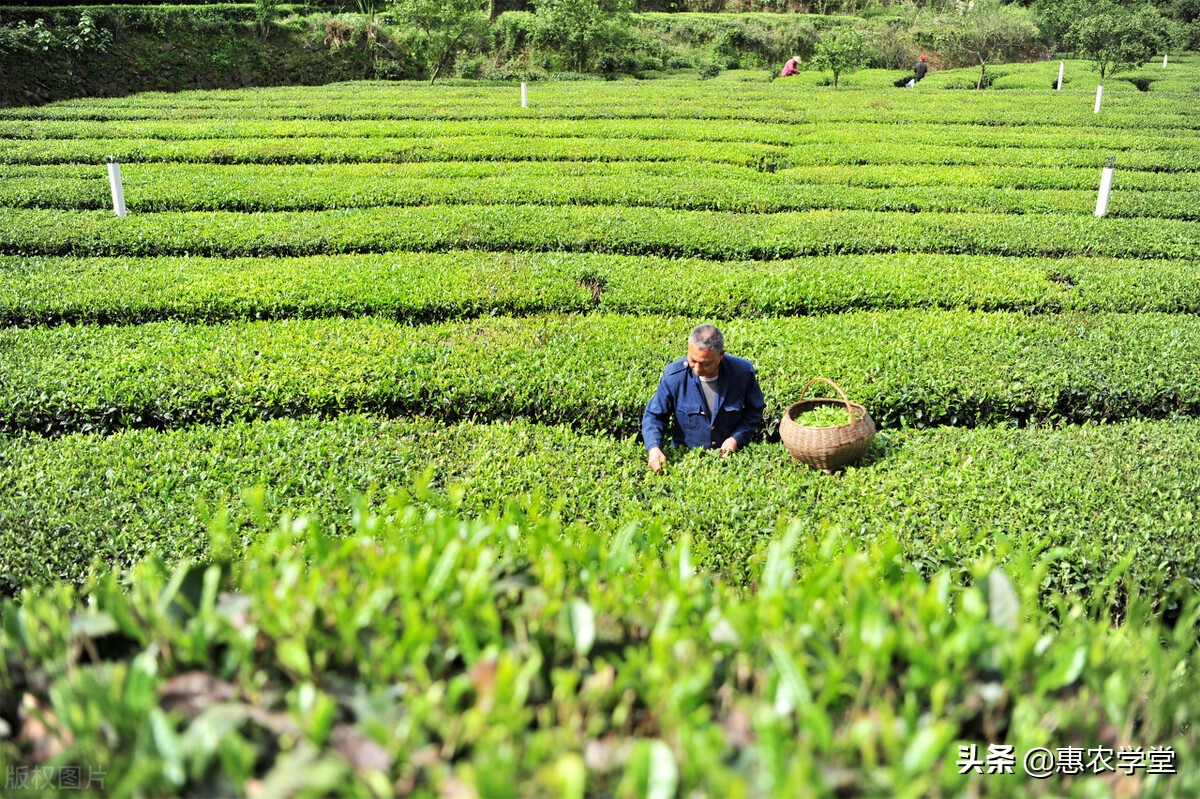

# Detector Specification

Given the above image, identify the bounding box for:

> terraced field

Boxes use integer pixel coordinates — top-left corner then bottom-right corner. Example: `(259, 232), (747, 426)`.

(4, 60), (1200, 591)
(3, 58), (1200, 796)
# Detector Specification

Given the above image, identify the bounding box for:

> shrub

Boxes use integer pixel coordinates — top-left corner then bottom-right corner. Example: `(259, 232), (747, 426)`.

(372, 56), (408, 79)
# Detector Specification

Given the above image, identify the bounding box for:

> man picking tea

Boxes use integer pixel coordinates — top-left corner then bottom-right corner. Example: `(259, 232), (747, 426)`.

(642, 324), (766, 473)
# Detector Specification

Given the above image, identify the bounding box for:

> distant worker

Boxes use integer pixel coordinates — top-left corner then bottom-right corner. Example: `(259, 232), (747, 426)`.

(780, 56), (801, 78)
(914, 54), (928, 83)
(642, 324), (766, 473)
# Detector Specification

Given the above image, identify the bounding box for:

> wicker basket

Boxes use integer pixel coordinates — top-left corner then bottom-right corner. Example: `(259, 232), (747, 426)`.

(779, 377), (876, 472)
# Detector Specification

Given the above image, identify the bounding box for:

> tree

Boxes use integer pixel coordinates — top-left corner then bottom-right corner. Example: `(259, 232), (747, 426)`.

(1066, 2), (1171, 79)
(931, 0), (1040, 89)
(533, 0), (633, 73)
(393, 0), (487, 83)
(1031, 0), (1088, 47)
(255, 0), (279, 40)
(1169, 0), (1200, 48)
(810, 29), (867, 88)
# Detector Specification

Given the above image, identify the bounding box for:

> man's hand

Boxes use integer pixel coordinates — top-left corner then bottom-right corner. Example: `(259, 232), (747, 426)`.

(719, 437), (739, 457)
(648, 447), (667, 473)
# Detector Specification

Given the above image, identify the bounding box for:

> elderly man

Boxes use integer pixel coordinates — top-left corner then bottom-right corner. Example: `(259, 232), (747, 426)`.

(642, 324), (766, 473)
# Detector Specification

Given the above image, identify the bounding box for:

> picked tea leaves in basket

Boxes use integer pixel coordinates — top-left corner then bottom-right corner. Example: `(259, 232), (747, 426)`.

(779, 377), (876, 472)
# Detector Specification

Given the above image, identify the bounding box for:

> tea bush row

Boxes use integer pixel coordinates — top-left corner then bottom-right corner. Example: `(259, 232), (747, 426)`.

(4, 494), (1197, 796)
(7, 160), (1198, 199)
(5, 413), (1200, 599)
(2, 118), (1194, 156)
(6, 168), (1195, 219)
(813, 123), (1200, 154)
(0, 134), (786, 168)
(778, 164), (1199, 192)
(6, 134), (1199, 171)
(0, 117), (805, 146)
(3, 206), (1197, 259)
(5, 252), (1200, 327)
(4, 310), (1200, 436)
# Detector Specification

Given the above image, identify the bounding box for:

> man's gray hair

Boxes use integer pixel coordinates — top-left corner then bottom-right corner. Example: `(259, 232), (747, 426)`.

(688, 324), (724, 353)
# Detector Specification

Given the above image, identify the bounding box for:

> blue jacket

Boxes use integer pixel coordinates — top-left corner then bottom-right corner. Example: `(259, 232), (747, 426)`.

(642, 354), (766, 451)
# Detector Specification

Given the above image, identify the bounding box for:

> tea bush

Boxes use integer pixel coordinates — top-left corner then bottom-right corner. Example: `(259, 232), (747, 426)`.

(2, 497), (1198, 796)
(4, 311), (1200, 437)
(4, 163), (1196, 219)
(2, 206), (1198, 259)
(7, 251), (1200, 327)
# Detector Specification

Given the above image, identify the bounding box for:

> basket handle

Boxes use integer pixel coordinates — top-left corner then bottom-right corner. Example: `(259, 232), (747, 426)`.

(797, 377), (853, 413)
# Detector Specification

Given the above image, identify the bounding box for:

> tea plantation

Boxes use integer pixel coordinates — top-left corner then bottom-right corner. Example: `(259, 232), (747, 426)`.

(2, 59), (1200, 796)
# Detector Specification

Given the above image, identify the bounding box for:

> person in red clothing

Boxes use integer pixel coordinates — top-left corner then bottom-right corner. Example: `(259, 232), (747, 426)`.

(780, 56), (801, 77)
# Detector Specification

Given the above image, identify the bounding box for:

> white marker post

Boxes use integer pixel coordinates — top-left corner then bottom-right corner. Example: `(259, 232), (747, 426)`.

(1095, 156), (1115, 218)
(1093, 84), (1103, 114)
(106, 156), (127, 218)
(1056, 61), (1064, 91)
(1163, 53), (1169, 69)
(521, 81), (527, 109)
